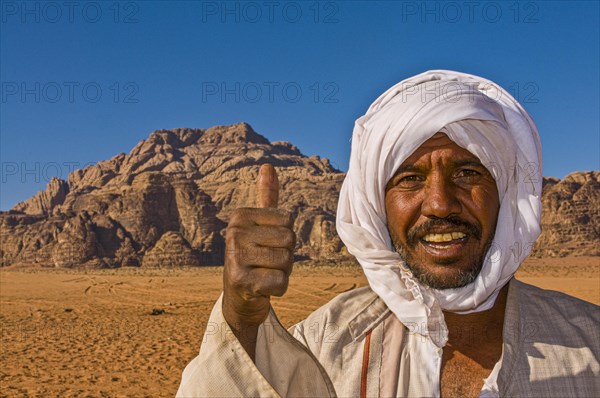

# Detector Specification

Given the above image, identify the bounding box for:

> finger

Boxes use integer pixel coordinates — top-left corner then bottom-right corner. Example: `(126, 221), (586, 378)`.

(225, 225), (293, 264)
(253, 268), (289, 297)
(226, 262), (290, 298)
(240, 245), (294, 272)
(245, 268), (290, 298)
(257, 164), (279, 208)
(247, 226), (296, 249)
(229, 208), (293, 228)
(225, 232), (293, 269)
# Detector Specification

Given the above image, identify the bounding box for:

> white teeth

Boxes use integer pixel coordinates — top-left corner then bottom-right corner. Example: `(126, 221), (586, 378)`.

(423, 232), (466, 243)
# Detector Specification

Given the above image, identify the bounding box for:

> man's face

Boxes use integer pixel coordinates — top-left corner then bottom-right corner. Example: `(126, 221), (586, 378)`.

(385, 133), (500, 290)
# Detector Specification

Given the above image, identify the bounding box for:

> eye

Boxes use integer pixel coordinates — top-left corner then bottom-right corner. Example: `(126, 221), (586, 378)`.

(456, 169), (481, 178)
(391, 174), (425, 189)
(454, 167), (494, 185)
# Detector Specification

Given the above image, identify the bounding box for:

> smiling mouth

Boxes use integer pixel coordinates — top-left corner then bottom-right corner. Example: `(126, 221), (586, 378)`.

(422, 232), (466, 243)
(419, 231), (469, 255)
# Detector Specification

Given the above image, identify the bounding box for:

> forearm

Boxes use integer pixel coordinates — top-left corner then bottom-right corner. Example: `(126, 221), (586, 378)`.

(222, 298), (261, 361)
(222, 287), (273, 362)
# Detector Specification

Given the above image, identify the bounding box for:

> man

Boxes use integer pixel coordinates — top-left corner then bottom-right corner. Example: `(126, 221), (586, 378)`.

(177, 71), (599, 397)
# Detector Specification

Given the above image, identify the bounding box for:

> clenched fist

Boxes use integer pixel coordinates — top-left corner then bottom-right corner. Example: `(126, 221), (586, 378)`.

(222, 164), (296, 360)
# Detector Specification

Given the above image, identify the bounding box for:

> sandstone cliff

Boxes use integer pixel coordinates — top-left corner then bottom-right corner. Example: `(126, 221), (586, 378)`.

(531, 171), (599, 257)
(0, 123), (597, 267)
(1, 123), (344, 267)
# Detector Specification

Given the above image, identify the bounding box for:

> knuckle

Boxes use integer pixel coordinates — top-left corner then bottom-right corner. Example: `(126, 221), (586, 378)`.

(280, 210), (294, 227)
(257, 270), (288, 297)
(226, 266), (248, 289)
(229, 208), (252, 226)
(272, 248), (293, 271)
(266, 247), (283, 265)
(229, 209), (243, 225)
(270, 274), (289, 297)
(274, 247), (290, 265)
(225, 226), (243, 244)
(283, 229), (296, 247)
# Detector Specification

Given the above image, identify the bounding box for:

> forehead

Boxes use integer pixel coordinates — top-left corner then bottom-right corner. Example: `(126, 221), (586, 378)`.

(402, 132), (481, 165)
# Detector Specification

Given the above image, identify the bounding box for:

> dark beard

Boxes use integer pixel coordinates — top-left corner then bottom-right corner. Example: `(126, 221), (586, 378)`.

(389, 217), (494, 290)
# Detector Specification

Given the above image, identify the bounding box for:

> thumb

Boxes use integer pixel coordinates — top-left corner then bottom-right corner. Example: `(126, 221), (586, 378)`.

(257, 164), (279, 208)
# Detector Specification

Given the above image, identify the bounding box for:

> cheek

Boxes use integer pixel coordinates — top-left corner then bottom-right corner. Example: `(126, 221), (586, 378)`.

(385, 191), (419, 238)
(467, 186), (500, 226)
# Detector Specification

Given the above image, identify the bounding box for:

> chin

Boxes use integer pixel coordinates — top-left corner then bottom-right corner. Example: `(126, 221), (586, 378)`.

(429, 273), (479, 290)
(392, 240), (487, 290)
(402, 257), (483, 290)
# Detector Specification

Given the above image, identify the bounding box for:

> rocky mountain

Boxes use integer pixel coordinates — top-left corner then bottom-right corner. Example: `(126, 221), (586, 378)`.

(0, 123), (597, 268)
(1, 123), (345, 268)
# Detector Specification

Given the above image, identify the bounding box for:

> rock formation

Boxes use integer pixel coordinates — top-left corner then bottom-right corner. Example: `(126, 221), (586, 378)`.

(531, 171), (599, 257)
(13, 177), (68, 215)
(0, 123), (597, 268)
(141, 231), (201, 267)
(0, 123), (344, 267)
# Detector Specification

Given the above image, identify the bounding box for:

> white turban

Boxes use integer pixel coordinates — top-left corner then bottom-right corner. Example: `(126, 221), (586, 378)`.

(336, 70), (542, 347)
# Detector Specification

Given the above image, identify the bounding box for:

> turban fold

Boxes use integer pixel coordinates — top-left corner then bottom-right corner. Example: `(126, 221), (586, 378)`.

(336, 70), (542, 347)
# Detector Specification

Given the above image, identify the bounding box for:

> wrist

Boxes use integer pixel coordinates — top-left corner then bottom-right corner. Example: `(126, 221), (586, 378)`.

(222, 293), (267, 362)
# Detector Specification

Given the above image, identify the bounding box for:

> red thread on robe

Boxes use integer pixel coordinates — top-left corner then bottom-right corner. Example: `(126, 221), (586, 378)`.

(360, 330), (372, 398)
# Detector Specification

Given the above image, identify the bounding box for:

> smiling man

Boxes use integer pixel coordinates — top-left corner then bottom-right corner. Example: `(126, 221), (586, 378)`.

(178, 71), (599, 397)
(385, 132), (500, 291)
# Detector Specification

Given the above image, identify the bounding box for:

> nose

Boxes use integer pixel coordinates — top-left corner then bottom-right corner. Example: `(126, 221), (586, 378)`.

(421, 173), (461, 218)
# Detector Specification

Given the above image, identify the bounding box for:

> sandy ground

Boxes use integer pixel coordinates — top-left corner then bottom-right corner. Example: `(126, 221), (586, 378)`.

(0, 257), (598, 397)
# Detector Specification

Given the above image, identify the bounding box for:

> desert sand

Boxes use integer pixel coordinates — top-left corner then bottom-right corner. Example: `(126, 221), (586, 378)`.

(1, 257), (598, 397)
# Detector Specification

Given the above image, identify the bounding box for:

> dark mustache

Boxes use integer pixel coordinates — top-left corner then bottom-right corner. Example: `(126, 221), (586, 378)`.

(407, 217), (482, 245)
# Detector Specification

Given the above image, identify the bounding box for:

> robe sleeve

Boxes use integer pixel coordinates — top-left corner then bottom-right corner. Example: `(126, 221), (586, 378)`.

(176, 293), (336, 397)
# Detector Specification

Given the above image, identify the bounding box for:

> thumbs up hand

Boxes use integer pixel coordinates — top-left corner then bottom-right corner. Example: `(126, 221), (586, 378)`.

(222, 164), (296, 360)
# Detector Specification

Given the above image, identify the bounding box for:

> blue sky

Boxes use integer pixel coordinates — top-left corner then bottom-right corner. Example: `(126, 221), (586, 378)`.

(1, 0), (599, 210)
